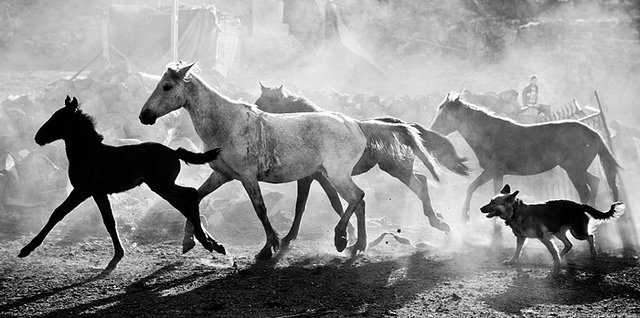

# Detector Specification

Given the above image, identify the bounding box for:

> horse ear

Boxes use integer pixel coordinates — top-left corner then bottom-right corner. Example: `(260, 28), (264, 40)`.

(69, 97), (79, 110)
(454, 92), (461, 102)
(259, 82), (267, 92)
(177, 63), (195, 78)
(500, 184), (511, 194)
(445, 92), (450, 101)
(65, 95), (71, 106)
(277, 85), (283, 92)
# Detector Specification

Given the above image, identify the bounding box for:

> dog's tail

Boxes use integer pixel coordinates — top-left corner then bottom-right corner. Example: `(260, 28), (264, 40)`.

(583, 202), (625, 221)
(175, 147), (221, 165)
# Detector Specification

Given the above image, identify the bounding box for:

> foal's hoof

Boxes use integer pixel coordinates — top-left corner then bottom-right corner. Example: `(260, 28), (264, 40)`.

(18, 248), (31, 258)
(182, 241), (196, 254)
(212, 241), (226, 255)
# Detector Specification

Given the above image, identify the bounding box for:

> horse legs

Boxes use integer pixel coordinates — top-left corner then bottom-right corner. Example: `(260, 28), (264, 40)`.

(492, 176), (504, 242)
(182, 171), (231, 254)
(329, 176), (366, 256)
(241, 178), (280, 259)
(566, 170), (591, 204)
(585, 171), (600, 206)
(316, 173), (357, 240)
(382, 161), (450, 233)
(281, 173), (354, 250)
(462, 170), (494, 223)
(93, 194), (124, 273)
(152, 183), (225, 254)
(281, 177), (314, 250)
(18, 189), (89, 258)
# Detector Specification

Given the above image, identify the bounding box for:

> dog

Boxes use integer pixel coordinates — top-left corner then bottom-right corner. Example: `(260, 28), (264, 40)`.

(480, 184), (624, 271)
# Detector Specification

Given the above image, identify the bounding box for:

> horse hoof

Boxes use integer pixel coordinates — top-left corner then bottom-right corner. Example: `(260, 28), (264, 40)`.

(182, 241), (196, 254)
(430, 219), (451, 233)
(256, 248), (273, 260)
(335, 235), (348, 253)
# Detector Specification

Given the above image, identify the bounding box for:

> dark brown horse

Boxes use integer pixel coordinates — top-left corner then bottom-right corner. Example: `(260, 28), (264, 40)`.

(429, 94), (620, 222)
(249, 84), (470, 249)
(20, 96), (224, 274)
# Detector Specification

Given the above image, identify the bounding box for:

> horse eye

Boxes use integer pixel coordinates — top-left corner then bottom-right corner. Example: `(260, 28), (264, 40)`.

(162, 84), (173, 91)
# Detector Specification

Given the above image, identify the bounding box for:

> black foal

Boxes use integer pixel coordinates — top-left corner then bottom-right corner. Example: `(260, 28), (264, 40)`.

(19, 96), (225, 273)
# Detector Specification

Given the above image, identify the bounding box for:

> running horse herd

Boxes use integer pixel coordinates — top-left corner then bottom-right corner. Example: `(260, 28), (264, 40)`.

(19, 62), (625, 275)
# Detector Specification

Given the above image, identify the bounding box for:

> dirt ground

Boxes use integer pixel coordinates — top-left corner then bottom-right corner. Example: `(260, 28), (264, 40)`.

(1, 219), (639, 318)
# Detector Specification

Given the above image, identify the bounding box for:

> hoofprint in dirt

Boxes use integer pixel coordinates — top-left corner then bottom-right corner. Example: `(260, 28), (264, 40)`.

(1, 226), (639, 318)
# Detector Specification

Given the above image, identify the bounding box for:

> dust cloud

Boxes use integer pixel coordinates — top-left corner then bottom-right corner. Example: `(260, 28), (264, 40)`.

(1, 0), (639, 261)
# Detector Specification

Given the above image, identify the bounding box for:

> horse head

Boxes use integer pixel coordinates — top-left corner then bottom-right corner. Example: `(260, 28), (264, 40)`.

(35, 96), (80, 145)
(139, 62), (196, 125)
(429, 93), (463, 135)
(255, 83), (287, 112)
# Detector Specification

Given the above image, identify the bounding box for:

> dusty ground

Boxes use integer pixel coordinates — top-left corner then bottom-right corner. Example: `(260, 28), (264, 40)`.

(1, 221), (639, 318)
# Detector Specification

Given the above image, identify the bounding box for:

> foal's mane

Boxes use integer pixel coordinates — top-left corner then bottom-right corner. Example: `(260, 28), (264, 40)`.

(74, 109), (105, 143)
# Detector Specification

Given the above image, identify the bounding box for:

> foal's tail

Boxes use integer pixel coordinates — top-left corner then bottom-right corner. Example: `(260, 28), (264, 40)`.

(597, 135), (622, 201)
(373, 117), (470, 177)
(175, 147), (221, 165)
(358, 120), (440, 182)
(583, 202), (625, 221)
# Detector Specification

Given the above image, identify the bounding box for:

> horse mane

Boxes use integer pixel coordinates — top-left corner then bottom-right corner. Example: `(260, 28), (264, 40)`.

(75, 109), (105, 143)
(168, 64), (260, 112)
(450, 95), (520, 125)
(281, 90), (325, 112)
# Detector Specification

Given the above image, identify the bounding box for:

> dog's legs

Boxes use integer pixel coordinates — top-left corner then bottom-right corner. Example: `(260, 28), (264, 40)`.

(570, 221), (597, 259)
(554, 229), (573, 258)
(539, 236), (561, 271)
(505, 236), (526, 265)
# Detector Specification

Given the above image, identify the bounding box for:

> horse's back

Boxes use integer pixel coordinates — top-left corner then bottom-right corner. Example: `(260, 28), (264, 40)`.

(258, 111), (366, 180)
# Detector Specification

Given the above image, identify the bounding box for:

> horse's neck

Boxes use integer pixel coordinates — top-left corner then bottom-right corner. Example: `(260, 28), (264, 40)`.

(457, 109), (507, 146)
(64, 136), (103, 163)
(184, 78), (258, 146)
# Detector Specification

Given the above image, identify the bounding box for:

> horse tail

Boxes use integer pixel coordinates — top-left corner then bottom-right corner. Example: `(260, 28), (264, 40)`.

(358, 120), (440, 182)
(373, 117), (469, 176)
(583, 202), (625, 221)
(175, 147), (221, 165)
(597, 134), (622, 201)
(410, 123), (470, 177)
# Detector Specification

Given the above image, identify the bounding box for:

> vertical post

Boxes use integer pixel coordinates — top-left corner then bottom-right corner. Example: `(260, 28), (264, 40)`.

(171, 0), (179, 62)
(595, 90), (639, 254)
(102, 10), (110, 63)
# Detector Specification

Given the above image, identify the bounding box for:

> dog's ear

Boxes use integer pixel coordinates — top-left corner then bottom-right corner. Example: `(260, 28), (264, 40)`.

(500, 184), (511, 194)
(506, 190), (520, 203)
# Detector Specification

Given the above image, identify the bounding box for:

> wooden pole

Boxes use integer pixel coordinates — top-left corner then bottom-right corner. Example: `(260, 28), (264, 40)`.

(594, 90), (639, 254)
(171, 0), (179, 62)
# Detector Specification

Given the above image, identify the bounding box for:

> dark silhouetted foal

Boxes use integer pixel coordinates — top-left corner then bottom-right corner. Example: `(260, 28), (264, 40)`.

(19, 96), (225, 274)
